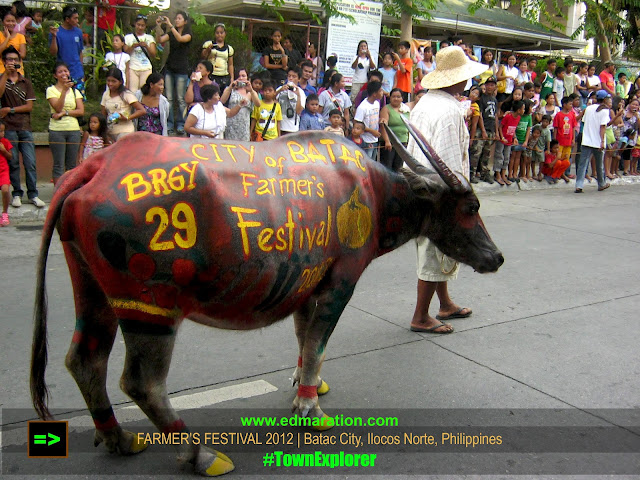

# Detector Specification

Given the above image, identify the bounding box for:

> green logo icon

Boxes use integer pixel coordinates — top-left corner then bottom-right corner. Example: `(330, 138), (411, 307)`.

(33, 432), (61, 446)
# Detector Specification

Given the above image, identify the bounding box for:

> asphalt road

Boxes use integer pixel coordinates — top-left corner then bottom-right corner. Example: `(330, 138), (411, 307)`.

(1, 185), (639, 479)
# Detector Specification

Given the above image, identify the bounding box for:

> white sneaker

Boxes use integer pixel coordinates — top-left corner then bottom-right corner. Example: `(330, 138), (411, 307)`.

(31, 197), (46, 208)
(11, 196), (21, 208)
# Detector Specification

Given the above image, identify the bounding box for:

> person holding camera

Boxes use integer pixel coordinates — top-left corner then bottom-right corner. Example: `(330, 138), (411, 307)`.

(221, 68), (261, 141)
(351, 40), (375, 103)
(276, 67), (306, 135)
(184, 61), (216, 112)
(0, 46), (43, 208)
(155, 11), (192, 135)
(49, 6), (85, 99)
(46, 61), (84, 186)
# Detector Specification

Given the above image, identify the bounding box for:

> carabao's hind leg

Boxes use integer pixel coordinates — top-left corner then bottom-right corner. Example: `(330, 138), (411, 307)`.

(292, 302), (330, 396)
(119, 324), (234, 477)
(292, 279), (356, 426)
(62, 244), (146, 455)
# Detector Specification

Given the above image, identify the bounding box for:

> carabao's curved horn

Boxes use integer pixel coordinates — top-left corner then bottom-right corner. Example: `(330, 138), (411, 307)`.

(400, 116), (470, 193)
(381, 123), (430, 175)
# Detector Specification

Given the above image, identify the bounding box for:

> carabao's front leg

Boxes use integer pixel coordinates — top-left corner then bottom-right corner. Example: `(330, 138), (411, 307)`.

(292, 281), (355, 427)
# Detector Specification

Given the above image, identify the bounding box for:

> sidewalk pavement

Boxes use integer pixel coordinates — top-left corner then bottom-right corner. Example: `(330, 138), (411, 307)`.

(6, 174), (640, 225)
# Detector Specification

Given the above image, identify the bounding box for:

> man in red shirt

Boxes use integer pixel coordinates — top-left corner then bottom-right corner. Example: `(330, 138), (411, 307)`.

(96, 0), (136, 49)
(552, 97), (577, 179)
(598, 62), (615, 96)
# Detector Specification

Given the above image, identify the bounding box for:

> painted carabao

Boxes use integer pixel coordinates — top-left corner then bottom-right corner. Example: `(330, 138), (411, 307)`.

(31, 127), (503, 476)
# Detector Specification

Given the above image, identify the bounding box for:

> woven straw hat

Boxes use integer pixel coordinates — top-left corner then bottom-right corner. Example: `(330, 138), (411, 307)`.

(421, 46), (488, 89)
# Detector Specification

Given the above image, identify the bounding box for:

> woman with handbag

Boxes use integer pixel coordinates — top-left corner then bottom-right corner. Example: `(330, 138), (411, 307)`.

(124, 14), (157, 92)
(496, 53), (518, 102)
(46, 62), (84, 185)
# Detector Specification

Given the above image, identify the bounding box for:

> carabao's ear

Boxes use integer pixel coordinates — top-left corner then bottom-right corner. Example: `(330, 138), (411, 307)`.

(400, 168), (445, 201)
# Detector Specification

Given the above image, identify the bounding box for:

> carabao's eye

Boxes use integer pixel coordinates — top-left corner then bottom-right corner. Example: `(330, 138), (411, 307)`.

(468, 204), (479, 215)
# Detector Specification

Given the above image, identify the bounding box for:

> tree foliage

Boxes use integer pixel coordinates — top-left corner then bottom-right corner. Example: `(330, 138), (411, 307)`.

(259, 0), (442, 26)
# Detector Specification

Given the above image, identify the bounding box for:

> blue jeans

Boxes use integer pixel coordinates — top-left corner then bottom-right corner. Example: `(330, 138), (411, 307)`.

(164, 70), (188, 131)
(576, 145), (605, 189)
(5, 130), (38, 199)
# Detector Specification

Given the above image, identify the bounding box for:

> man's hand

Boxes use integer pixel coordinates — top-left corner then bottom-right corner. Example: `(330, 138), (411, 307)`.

(0, 107), (10, 118)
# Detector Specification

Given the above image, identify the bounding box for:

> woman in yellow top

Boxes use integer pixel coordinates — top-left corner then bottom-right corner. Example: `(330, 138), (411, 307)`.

(201, 23), (234, 91)
(46, 62), (84, 185)
(0, 11), (27, 75)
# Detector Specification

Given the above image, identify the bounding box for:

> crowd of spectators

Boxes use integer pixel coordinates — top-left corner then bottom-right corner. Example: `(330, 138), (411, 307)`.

(0, 2), (639, 227)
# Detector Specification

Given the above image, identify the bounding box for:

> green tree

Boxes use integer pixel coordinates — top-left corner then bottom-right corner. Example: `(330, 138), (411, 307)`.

(260, 0), (442, 43)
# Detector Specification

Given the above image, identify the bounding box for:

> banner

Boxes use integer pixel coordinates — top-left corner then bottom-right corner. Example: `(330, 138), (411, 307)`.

(325, 0), (383, 87)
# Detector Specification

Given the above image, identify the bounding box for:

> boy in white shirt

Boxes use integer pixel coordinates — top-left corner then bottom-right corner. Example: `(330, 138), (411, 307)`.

(354, 80), (383, 160)
(276, 67), (306, 135)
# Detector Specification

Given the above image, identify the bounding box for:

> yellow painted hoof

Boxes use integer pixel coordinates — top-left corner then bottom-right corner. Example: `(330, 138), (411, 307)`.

(317, 379), (330, 396)
(312, 414), (334, 431)
(128, 432), (148, 454)
(214, 450), (233, 465)
(205, 454), (235, 476)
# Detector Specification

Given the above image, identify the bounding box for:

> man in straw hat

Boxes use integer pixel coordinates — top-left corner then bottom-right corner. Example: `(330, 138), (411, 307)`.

(409, 46), (488, 334)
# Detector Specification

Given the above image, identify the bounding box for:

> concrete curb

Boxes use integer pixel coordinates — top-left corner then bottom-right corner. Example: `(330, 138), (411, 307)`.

(5, 175), (640, 226)
(471, 173), (640, 194)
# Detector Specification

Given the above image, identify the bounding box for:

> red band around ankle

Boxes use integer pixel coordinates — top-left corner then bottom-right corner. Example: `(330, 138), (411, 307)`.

(298, 384), (318, 399)
(162, 419), (186, 434)
(298, 356), (302, 367)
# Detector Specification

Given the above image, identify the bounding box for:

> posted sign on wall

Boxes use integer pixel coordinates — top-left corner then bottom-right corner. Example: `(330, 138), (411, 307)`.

(325, 0), (383, 87)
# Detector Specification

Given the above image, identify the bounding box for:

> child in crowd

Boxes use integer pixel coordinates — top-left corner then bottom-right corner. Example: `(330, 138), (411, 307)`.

(354, 80), (383, 159)
(553, 97), (577, 179)
(350, 120), (365, 146)
(78, 113), (110, 163)
(393, 41), (413, 102)
(467, 85), (484, 182)
(525, 125), (543, 181)
(533, 81), (542, 106)
(541, 139), (570, 183)
(380, 52), (396, 98)
(105, 34), (130, 88)
(0, 121), (12, 226)
(512, 99), (532, 181)
(495, 99), (523, 185)
(535, 115), (553, 180)
(30, 9), (43, 29)
(553, 67), (565, 106)
(540, 58), (557, 101)
(250, 74), (264, 100)
(299, 93), (324, 131)
(250, 80), (282, 141)
(616, 72), (630, 98)
(324, 109), (345, 136)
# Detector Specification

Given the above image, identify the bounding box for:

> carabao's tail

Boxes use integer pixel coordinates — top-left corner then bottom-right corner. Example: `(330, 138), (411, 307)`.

(31, 163), (99, 420)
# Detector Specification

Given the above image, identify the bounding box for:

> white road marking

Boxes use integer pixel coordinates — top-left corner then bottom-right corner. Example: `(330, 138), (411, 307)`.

(1, 380), (278, 446)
